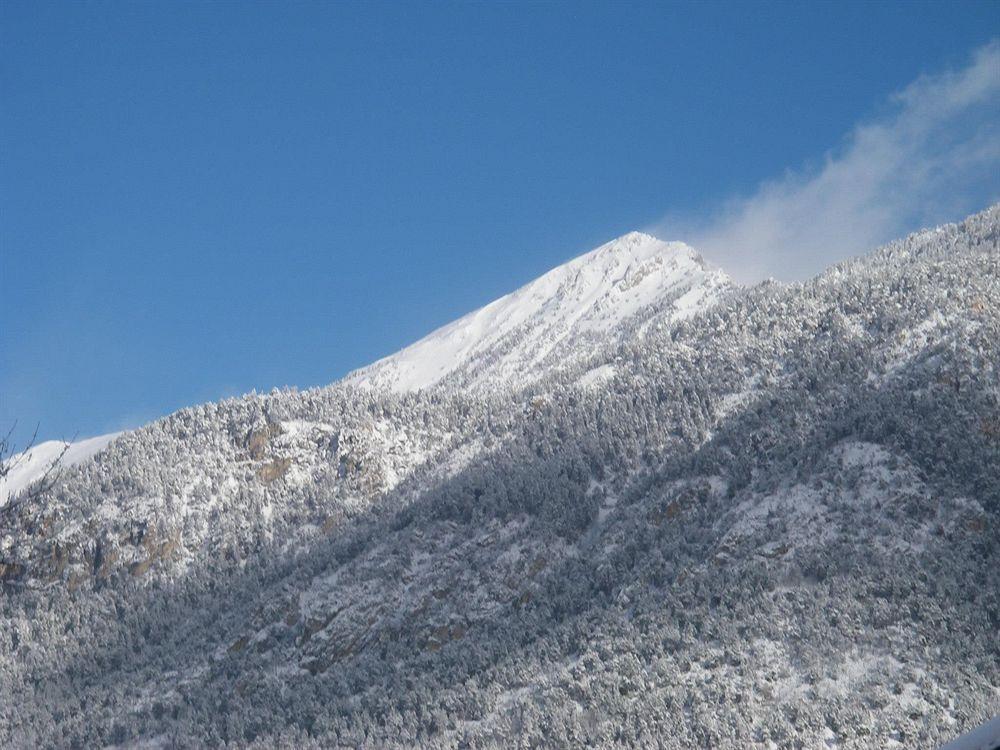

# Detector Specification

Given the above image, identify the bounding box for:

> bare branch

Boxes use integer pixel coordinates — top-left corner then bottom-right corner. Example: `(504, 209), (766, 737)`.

(0, 423), (72, 507)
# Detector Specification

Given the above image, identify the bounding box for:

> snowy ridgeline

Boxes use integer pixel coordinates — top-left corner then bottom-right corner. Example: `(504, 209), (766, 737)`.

(345, 232), (731, 392)
(2, 233), (727, 508)
(0, 433), (120, 507)
(0, 206), (998, 749)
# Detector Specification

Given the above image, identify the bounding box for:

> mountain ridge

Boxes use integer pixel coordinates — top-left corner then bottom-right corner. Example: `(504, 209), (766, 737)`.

(0, 229), (728, 507)
(1, 207), (997, 748)
(345, 230), (732, 393)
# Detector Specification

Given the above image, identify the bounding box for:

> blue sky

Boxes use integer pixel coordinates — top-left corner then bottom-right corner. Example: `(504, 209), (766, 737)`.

(1, 1), (998, 445)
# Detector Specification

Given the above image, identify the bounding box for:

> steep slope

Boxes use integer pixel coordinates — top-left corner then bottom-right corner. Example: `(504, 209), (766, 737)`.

(0, 207), (998, 749)
(0, 432), (120, 506)
(346, 231), (731, 393)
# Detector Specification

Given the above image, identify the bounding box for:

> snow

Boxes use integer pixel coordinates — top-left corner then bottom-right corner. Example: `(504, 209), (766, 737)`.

(939, 715), (1000, 750)
(577, 363), (617, 389)
(346, 231), (730, 392)
(868, 310), (982, 386)
(1, 432), (121, 506)
(715, 374), (764, 422)
(720, 441), (972, 557)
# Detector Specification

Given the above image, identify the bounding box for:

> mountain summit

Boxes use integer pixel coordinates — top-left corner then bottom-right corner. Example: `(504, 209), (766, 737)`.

(347, 231), (731, 393)
(1, 232), (729, 508)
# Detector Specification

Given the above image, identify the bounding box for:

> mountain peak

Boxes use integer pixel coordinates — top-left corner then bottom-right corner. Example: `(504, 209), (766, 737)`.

(592, 229), (688, 254)
(346, 231), (731, 393)
(610, 229), (660, 244)
(582, 231), (710, 273)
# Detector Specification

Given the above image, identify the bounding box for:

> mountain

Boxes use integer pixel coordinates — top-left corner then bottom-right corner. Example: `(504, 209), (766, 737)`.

(346, 232), (731, 393)
(1, 208), (998, 749)
(1, 232), (730, 512)
(0, 433), (120, 507)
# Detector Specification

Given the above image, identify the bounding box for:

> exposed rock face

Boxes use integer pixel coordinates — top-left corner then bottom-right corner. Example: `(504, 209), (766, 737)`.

(246, 421), (282, 460)
(257, 458), (292, 484)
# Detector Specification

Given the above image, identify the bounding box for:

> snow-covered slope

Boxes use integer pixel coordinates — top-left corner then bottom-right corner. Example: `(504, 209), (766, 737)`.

(347, 231), (731, 392)
(941, 716), (1000, 750)
(0, 432), (120, 506)
(1, 207), (997, 749)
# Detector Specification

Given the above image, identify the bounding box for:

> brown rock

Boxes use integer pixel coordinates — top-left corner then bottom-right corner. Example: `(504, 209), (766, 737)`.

(229, 636), (248, 654)
(258, 458), (292, 484)
(0, 560), (25, 582)
(967, 516), (987, 533)
(650, 500), (683, 526)
(528, 556), (546, 577)
(246, 421), (282, 460)
(130, 557), (154, 578)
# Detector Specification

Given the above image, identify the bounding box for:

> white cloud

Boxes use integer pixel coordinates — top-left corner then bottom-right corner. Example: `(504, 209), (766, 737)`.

(658, 40), (1000, 282)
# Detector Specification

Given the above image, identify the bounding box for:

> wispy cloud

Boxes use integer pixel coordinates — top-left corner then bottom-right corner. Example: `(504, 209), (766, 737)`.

(657, 40), (1000, 282)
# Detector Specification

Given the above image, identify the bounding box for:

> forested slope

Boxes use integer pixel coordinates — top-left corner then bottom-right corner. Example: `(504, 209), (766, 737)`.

(1, 207), (997, 748)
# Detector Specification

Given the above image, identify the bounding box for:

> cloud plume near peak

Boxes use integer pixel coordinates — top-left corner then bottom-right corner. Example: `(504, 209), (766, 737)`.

(659, 40), (1000, 283)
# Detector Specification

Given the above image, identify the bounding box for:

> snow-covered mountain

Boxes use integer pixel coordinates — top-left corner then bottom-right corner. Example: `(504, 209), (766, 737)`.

(346, 232), (731, 393)
(1, 208), (998, 749)
(0, 433), (120, 507)
(0, 231), (725, 509)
